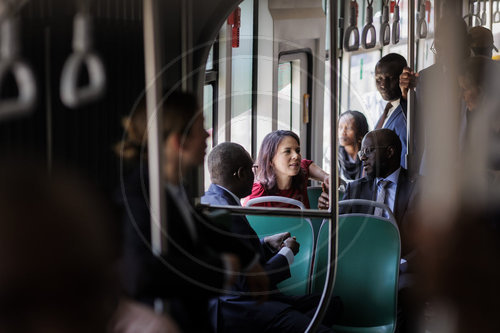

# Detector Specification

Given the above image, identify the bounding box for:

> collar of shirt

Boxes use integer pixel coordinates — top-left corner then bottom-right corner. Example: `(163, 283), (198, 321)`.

(166, 183), (198, 241)
(214, 184), (242, 206)
(382, 98), (401, 127)
(377, 167), (401, 186)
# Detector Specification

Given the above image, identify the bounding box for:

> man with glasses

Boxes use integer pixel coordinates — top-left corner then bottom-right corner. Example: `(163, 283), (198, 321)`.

(339, 128), (420, 333)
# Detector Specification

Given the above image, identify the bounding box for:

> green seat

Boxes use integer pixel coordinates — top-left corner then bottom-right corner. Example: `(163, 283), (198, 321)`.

(307, 186), (323, 210)
(246, 215), (314, 296)
(311, 215), (400, 333)
(307, 186), (345, 240)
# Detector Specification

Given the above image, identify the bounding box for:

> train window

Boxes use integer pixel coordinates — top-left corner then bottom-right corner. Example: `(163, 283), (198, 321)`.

(230, 0), (254, 153)
(203, 83), (214, 189)
(277, 61), (301, 135)
(347, 50), (384, 129)
(206, 47), (214, 71)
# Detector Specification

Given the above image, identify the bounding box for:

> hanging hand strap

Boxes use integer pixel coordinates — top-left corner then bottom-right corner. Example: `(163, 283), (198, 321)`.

(494, 0), (500, 23)
(380, 0), (390, 46)
(344, 0), (360, 52)
(361, 0), (376, 49)
(481, 0), (487, 25)
(392, 0), (400, 44)
(60, 11), (106, 108)
(0, 16), (36, 119)
(417, 1), (427, 38)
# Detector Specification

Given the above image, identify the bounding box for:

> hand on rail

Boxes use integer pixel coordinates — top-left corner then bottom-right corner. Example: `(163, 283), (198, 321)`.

(399, 67), (419, 100)
(282, 236), (300, 255)
(317, 191), (329, 210)
(222, 253), (241, 288)
(245, 263), (269, 303)
(264, 232), (291, 252)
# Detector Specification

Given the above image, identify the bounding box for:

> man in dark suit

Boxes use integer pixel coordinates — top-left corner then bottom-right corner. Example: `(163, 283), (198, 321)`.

(118, 92), (268, 332)
(202, 142), (340, 333)
(337, 129), (419, 333)
(339, 129), (418, 262)
(374, 53), (408, 169)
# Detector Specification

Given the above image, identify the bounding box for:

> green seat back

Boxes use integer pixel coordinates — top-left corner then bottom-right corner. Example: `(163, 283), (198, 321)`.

(307, 187), (344, 240)
(311, 215), (400, 332)
(246, 215), (314, 296)
(307, 186), (323, 210)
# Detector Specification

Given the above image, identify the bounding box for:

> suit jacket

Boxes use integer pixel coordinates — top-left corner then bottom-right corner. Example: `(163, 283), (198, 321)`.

(202, 184), (328, 332)
(117, 166), (256, 331)
(339, 168), (418, 259)
(202, 184), (291, 288)
(384, 100), (408, 169)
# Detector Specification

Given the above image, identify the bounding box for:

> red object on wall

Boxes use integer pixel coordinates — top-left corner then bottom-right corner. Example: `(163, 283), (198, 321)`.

(390, 0), (396, 13)
(227, 7), (241, 48)
(426, 0), (431, 23)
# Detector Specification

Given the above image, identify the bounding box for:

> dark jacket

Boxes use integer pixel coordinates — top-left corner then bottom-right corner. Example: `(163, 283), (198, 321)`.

(340, 168), (418, 259)
(117, 167), (256, 331)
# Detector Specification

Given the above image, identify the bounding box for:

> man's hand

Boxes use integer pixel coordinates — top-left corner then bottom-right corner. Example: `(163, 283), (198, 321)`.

(264, 232), (291, 252)
(282, 236), (300, 255)
(399, 67), (419, 100)
(245, 263), (269, 303)
(317, 191), (329, 210)
(221, 253), (241, 288)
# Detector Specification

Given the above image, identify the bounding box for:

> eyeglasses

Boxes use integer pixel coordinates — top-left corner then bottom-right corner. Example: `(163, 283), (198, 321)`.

(358, 146), (390, 158)
(430, 41), (436, 55)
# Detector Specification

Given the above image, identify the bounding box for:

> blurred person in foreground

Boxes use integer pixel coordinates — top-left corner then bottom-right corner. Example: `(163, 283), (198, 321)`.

(116, 92), (267, 332)
(0, 161), (119, 333)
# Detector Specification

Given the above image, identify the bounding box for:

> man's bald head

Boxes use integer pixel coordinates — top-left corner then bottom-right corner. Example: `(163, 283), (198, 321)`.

(207, 142), (254, 197)
(361, 129), (402, 178)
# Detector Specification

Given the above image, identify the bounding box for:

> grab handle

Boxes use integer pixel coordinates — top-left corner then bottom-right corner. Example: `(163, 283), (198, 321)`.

(417, 2), (427, 38)
(494, 1), (500, 23)
(380, 0), (390, 46)
(361, 1), (376, 49)
(463, 13), (484, 27)
(343, 1), (360, 52)
(481, 0), (487, 24)
(0, 17), (37, 119)
(60, 12), (106, 108)
(392, 1), (400, 44)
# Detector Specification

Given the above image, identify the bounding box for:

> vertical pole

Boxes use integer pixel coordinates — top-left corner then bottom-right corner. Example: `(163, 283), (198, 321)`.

(305, 0), (338, 330)
(181, 0), (193, 91)
(407, 0), (416, 174)
(143, 0), (166, 257)
(490, 0), (493, 31)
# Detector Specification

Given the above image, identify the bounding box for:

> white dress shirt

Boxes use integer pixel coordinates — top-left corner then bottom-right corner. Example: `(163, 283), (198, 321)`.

(382, 98), (401, 128)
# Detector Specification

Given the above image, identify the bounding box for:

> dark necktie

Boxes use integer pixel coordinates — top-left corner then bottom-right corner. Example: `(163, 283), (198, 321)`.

(374, 179), (391, 217)
(375, 102), (393, 130)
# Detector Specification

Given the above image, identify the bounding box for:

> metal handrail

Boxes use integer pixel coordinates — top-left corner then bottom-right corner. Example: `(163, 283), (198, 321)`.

(463, 13), (484, 27)
(204, 204), (335, 219)
(0, 16), (36, 119)
(361, 0), (376, 49)
(60, 12), (106, 108)
(392, 0), (401, 44)
(380, 0), (391, 46)
(344, 0), (360, 51)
